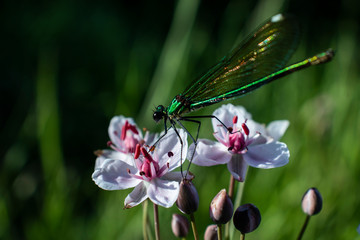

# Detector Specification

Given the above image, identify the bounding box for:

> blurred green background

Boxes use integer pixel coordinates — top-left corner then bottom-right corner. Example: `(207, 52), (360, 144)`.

(1, 0), (360, 239)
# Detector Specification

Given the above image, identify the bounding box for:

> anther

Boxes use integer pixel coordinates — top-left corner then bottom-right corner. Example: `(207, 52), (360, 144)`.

(233, 115), (238, 124)
(134, 144), (141, 159)
(242, 123), (250, 136)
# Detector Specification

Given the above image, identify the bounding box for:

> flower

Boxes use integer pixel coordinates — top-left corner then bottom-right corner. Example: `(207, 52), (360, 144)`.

(189, 104), (290, 182)
(107, 115), (157, 154)
(92, 124), (188, 208)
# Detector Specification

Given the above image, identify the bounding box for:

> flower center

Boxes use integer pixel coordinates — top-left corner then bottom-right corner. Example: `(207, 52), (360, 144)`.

(228, 116), (249, 154)
(139, 147), (160, 179)
(121, 121), (140, 153)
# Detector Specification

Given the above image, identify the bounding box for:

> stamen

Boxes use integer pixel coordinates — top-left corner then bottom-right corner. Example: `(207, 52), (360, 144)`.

(168, 151), (174, 157)
(127, 168), (131, 174)
(141, 147), (151, 159)
(134, 144), (141, 159)
(128, 124), (139, 135)
(233, 115), (238, 124)
(242, 123), (250, 136)
(107, 141), (112, 147)
(121, 121), (129, 140)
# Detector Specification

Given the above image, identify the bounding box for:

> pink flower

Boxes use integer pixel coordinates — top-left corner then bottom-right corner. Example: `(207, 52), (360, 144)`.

(107, 116), (157, 154)
(92, 117), (188, 208)
(189, 104), (290, 182)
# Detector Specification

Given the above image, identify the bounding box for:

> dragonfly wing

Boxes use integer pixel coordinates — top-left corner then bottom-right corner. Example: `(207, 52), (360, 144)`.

(182, 14), (300, 108)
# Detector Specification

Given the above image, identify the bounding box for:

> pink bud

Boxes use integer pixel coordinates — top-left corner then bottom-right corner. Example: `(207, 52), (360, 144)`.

(209, 189), (233, 224)
(171, 214), (189, 238)
(301, 187), (322, 216)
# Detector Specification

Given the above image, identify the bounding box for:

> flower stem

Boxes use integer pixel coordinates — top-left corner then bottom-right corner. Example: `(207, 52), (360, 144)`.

(229, 181), (246, 240)
(228, 175), (236, 200)
(217, 224), (223, 240)
(143, 200), (149, 240)
(297, 215), (310, 240)
(190, 213), (199, 240)
(153, 203), (160, 240)
(240, 233), (245, 240)
(225, 175), (236, 240)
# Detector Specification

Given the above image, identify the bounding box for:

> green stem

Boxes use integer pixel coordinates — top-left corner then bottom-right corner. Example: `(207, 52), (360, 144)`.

(297, 215), (310, 240)
(240, 233), (245, 240)
(190, 213), (199, 240)
(225, 175), (236, 240)
(229, 181), (246, 240)
(228, 175), (236, 200)
(143, 200), (149, 240)
(217, 224), (223, 240)
(153, 203), (160, 240)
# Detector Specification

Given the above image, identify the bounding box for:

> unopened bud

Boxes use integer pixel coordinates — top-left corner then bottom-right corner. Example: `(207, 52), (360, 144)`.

(204, 224), (218, 240)
(209, 189), (233, 224)
(171, 214), (189, 238)
(301, 187), (322, 216)
(176, 180), (199, 214)
(233, 203), (261, 234)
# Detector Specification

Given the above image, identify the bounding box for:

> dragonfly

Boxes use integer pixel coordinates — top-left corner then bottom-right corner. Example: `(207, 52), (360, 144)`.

(151, 13), (334, 165)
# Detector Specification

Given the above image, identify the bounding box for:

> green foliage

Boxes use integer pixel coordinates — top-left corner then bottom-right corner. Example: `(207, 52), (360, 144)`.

(1, 0), (360, 239)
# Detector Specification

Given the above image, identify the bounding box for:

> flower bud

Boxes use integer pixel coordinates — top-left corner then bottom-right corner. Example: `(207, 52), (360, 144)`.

(176, 179), (199, 214)
(171, 214), (189, 238)
(233, 203), (261, 234)
(301, 187), (323, 216)
(204, 224), (218, 240)
(209, 189), (233, 224)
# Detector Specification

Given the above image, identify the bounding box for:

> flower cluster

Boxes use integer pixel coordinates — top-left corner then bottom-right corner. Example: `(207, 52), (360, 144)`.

(92, 104), (290, 208)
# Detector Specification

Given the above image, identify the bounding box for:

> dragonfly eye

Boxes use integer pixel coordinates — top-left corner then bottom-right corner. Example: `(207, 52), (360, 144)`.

(153, 105), (166, 122)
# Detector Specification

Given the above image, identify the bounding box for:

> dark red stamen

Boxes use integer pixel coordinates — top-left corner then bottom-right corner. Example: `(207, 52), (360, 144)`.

(141, 147), (151, 159)
(168, 151), (174, 157)
(242, 123), (250, 136)
(107, 141), (113, 147)
(127, 168), (131, 174)
(228, 127), (233, 133)
(128, 124), (139, 135)
(121, 121), (129, 140)
(233, 115), (238, 124)
(134, 144), (141, 159)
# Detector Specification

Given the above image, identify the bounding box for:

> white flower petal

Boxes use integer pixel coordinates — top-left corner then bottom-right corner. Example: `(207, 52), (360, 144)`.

(124, 182), (148, 208)
(244, 141), (290, 169)
(143, 131), (159, 146)
(245, 119), (267, 138)
(155, 128), (188, 170)
(190, 139), (232, 166)
(161, 171), (184, 182)
(227, 154), (248, 182)
(266, 120), (289, 141)
(212, 104), (252, 141)
(147, 178), (180, 208)
(95, 150), (135, 168)
(108, 116), (142, 150)
(92, 159), (141, 190)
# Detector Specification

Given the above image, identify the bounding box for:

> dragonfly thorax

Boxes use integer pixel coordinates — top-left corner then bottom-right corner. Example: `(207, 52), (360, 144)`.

(153, 105), (167, 123)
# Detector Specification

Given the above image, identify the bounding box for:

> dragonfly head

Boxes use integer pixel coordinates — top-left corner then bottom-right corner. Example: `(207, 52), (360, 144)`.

(153, 105), (167, 123)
